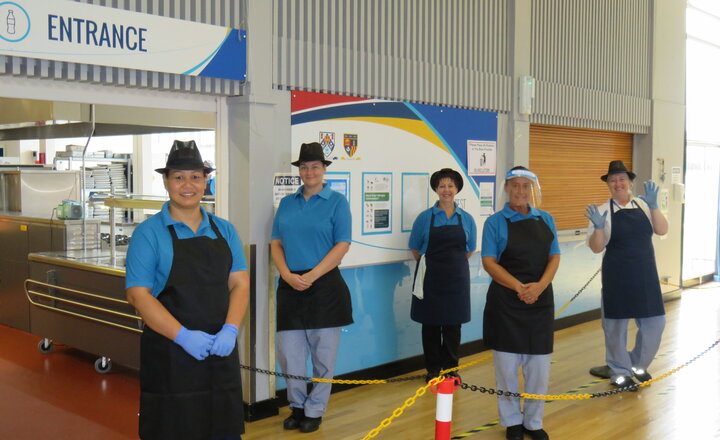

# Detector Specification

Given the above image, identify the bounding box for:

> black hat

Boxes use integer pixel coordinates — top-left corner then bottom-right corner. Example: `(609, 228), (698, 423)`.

(291, 142), (332, 167)
(155, 140), (214, 174)
(601, 160), (636, 182)
(430, 168), (464, 193)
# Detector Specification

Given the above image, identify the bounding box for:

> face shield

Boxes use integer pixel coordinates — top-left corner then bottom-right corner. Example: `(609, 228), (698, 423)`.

(499, 168), (542, 208)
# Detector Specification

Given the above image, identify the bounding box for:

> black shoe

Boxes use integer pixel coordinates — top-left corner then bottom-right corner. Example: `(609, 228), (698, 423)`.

(632, 367), (652, 382)
(445, 370), (462, 382)
(299, 416), (322, 433)
(505, 424), (523, 440)
(425, 370), (441, 383)
(610, 375), (638, 391)
(524, 427), (550, 440)
(589, 365), (612, 379)
(283, 407), (304, 430)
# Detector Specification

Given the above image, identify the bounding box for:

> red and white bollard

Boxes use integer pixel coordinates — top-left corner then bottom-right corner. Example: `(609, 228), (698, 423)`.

(431, 376), (461, 440)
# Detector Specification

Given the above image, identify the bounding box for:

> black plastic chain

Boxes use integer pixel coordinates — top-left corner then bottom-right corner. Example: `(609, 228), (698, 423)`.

(569, 267), (601, 303)
(459, 381), (639, 399)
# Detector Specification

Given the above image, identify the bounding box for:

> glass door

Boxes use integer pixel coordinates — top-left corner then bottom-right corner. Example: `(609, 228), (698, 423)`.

(682, 143), (720, 281)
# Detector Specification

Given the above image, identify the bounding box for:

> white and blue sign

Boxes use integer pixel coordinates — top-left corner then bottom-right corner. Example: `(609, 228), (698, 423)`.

(0, 0), (246, 81)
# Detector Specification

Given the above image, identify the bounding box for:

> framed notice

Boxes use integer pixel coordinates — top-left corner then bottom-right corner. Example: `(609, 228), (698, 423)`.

(362, 172), (392, 235)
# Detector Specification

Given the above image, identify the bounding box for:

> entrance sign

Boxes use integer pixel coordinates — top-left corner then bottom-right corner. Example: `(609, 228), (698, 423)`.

(0, 0), (246, 81)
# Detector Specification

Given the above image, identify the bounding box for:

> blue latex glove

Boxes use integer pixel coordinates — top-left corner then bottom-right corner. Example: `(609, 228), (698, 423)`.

(584, 204), (608, 229)
(638, 180), (659, 209)
(210, 323), (238, 357)
(174, 326), (215, 361)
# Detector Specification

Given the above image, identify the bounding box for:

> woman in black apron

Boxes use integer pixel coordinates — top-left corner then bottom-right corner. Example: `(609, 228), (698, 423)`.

(270, 142), (353, 434)
(126, 141), (249, 440)
(481, 167), (560, 440)
(409, 168), (477, 383)
(586, 160), (668, 388)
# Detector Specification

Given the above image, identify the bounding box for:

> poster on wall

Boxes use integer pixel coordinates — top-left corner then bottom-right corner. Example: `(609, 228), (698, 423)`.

(272, 174), (300, 209)
(467, 140), (496, 176)
(362, 173), (392, 235)
(479, 182), (495, 216)
(290, 90), (498, 266)
(326, 171), (351, 200)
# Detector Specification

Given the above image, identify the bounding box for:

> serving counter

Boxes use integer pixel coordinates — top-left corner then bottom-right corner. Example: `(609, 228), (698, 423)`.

(0, 212), (101, 331)
(25, 250), (140, 372)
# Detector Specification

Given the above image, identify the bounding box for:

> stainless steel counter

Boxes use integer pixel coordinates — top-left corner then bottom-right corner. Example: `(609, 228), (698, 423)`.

(28, 250), (126, 277)
(0, 210), (94, 224)
(25, 250), (140, 372)
(0, 213), (101, 331)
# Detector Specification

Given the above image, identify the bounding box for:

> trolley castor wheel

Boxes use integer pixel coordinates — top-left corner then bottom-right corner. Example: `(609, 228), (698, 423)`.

(37, 339), (54, 354)
(94, 357), (112, 374)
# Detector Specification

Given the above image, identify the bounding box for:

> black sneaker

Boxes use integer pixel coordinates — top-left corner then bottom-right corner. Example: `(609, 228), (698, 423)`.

(282, 407), (304, 430)
(506, 424), (523, 440)
(589, 365), (612, 379)
(524, 427), (550, 440)
(299, 416), (322, 433)
(632, 367), (652, 382)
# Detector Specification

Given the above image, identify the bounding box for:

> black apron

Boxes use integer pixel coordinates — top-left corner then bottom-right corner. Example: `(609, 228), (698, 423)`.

(411, 211), (470, 325)
(139, 216), (244, 440)
(276, 267), (353, 331)
(483, 216), (555, 354)
(601, 199), (665, 319)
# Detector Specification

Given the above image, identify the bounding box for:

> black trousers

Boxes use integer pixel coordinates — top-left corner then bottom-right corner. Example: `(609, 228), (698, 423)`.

(421, 324), (461, 373)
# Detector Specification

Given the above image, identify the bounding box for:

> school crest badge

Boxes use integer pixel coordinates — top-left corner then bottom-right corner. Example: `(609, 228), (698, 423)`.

(344, 134), (358, 157)
(319, 132), (335, 158)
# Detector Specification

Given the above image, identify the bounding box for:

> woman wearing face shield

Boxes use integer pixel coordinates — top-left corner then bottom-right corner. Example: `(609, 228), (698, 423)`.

(481, 166), (560, 440)
(585, 160), (668, 389)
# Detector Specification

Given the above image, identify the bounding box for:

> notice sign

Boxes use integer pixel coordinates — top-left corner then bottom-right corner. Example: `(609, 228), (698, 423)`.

(272, 174), (300, 209)
(467, 140), (496, 176)
(362, 172), (392, 235)
(0, 0), (246, 81)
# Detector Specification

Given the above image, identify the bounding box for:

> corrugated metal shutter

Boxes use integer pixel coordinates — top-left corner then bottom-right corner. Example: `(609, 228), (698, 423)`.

(274, 0), (512, 112)
(529, 124), (634, 230)
(0, 0), (246, 96)
(530, 0), (652, 133)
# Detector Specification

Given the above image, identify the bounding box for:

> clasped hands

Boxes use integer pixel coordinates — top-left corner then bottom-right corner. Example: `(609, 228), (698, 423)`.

(174, 324), (238, 361)
(515, 282), (545, 304)
(283, 271), (317, 291)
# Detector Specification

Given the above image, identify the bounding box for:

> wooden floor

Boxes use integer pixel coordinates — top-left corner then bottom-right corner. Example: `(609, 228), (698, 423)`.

(1, 284), (718, 440)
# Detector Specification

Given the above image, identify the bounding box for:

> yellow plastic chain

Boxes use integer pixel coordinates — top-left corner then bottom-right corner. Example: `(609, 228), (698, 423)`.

(361, 376), (443, 440)
(362, 338), (719, 438)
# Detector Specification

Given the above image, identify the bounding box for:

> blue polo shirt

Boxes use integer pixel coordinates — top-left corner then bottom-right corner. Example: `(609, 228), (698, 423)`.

(409, 202), (478, 254)
(125, 202), (247, 296)
(271, 184), (352, 271)
(481, 203), (560, 261)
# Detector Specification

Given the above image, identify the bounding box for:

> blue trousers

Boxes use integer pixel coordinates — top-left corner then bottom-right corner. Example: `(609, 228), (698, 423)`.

(276, 327), (341, 418)
(601, 311), (665, 380)
(493, 350), (551, 430)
